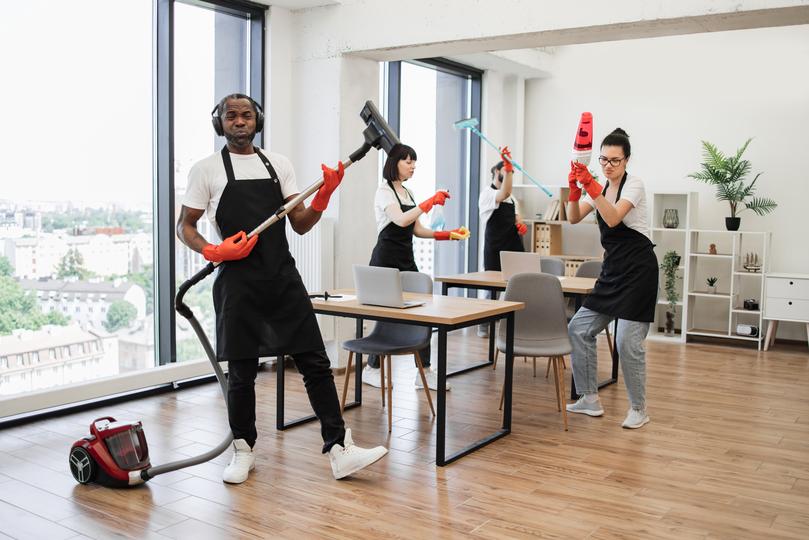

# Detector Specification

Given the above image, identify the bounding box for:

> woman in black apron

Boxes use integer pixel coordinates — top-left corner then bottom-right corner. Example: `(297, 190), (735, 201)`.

(480, 147), (528, 272)
(564, 128), (657, 429)
(364, 143), (468, 391)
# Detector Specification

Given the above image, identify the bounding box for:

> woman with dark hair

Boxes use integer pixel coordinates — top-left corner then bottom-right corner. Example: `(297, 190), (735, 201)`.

(479, 147), (527, 272)
(362, 143), (469, 390)
(565, 128), (657, 429)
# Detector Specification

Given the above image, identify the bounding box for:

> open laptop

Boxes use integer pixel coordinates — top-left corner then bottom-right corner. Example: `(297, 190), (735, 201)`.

(353, 265), (426, 309)
(500, 251), (542, 280)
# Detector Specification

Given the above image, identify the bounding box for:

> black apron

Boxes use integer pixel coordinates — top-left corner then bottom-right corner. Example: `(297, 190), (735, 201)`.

(212, 146), (324, 360)
(583, 173), (658, 322)
(368, 182), (419, 271)
(483, 186), (525, 271)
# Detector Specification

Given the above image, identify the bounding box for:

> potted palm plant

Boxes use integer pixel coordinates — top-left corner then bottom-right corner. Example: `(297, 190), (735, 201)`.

(688, 138), (777, 231)
(660, 250), (680, 336)
(706, 276), (718, 294)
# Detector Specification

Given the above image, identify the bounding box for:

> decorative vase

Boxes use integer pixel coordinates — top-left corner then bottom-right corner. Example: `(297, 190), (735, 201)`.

(708, 285), (716, 294)
(663, 209), (680, 229)
(664, 311), (676, 336)
(725, 217), (740, 231)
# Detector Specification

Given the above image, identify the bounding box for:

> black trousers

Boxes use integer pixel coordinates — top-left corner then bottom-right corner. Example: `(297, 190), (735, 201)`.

(226, 350), (345, 453)
(366, 341), (431, 370)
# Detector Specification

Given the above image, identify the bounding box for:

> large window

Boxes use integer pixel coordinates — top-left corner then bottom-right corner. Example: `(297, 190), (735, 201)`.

(0, 0), (264, 417)
(0, 1), (154, 397)
(385, 60), (482, 284)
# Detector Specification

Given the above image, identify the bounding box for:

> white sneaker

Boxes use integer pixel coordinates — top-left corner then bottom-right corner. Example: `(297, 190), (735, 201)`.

(222, 439), (255, 484)
(328, 428), (388, 479)
(414, 369), (451, 391)
(622, 408), (650, 429)
(566, 396), (604, 417)
(361, 364), (382, 388)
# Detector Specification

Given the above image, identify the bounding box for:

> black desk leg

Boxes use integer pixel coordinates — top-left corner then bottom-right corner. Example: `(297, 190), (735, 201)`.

(444, 285), (496, 378)
(436, 328), (448, 466)
(502, 312), (515, 430)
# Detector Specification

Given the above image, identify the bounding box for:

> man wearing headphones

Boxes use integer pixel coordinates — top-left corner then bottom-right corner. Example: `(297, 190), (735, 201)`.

(177, 94), (387, 484)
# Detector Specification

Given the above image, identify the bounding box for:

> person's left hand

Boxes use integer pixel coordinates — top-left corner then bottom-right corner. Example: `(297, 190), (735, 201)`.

(434, 226), (470, 241)
(516, 222), (528, 236)
(311, 161), (345, 212)
(500, 146), (514, 173)
(573, 162), (603, 200)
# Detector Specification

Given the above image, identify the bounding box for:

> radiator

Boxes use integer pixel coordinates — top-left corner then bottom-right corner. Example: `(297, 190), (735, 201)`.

(286, 217), (335, 341)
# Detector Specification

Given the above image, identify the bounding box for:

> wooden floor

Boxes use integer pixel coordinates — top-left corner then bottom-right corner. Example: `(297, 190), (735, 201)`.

(1, 332), (808, 539)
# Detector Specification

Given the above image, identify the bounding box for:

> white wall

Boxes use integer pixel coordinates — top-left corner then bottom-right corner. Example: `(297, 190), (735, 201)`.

(524, 24), (809, 340)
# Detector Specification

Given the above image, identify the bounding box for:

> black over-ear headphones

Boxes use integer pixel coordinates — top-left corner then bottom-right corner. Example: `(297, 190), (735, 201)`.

(211, 94), (264, 136)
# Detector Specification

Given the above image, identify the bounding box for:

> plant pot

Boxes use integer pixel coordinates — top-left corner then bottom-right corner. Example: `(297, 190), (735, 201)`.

(664, 311), (676, 336)
(725, 217), (740, 231)
(708, 286), (716, 294)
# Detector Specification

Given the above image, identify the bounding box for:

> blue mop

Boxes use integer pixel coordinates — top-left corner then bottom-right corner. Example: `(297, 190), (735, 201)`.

(453, 117), (552, 197)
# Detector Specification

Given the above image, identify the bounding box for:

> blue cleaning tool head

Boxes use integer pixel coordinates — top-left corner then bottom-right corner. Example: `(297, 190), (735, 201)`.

(453, 117), (480, 130)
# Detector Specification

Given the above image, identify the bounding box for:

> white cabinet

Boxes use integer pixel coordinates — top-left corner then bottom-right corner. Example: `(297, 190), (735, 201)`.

(763, 273), (809, 350)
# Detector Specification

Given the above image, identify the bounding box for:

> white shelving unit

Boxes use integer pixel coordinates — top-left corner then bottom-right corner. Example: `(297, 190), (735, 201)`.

(684, 230), (771, 349)
(648, 192), (698, 342)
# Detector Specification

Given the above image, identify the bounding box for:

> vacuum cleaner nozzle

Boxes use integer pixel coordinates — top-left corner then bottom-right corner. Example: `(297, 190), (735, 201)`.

(350, 100), (400, 163)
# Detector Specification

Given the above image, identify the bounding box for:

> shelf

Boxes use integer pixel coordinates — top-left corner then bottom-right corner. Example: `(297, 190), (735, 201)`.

(733, 271), (763, 277)
(691, 229), (768, 234)
(652, 228), (686, 232)
(732, 308), (761, 315)
(657, 300), (683, 306)
(686, 328), (729, 338)
(688, 292), (731, 298)
(690, 253), (733, 258)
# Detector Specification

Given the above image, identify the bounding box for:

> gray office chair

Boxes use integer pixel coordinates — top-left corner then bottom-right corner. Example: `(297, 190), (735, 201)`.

(540, 257), (565, 277)
(562, 260), (614, 370)
(340, 271), (434, 432)
(495, 272), (570, 430)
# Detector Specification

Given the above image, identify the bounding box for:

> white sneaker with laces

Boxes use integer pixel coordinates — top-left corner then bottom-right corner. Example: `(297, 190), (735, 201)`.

(361, 364), (382, 388)
(622, 408), (650, 429)
(328, 428), (388, 479)
(222, 439), (255, 484)
(565, 396), (604, 417)
(414, 369), (451, 391)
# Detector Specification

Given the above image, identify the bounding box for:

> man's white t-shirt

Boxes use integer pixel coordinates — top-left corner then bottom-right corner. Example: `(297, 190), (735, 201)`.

(183, 149), (300, 239)
(478, 187), (516, 229)
(374, 182), (416, 233)
(582, 173), (649, 238)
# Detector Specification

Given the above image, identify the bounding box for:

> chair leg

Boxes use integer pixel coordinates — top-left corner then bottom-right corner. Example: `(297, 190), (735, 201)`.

(605, 324), (615, 358)
(551, 357), (562, 412)
(545, 358), (551, 378)
(385, 355), (393, 432)
(414, 351), (435, 416)
(493, 348), (499, 370)
(556, 356), (569, 431)
(340, 351), (353, 413)
(379, 355), (386, 408)
(532, 357), (537, 377)
(499, 379), (505, 411)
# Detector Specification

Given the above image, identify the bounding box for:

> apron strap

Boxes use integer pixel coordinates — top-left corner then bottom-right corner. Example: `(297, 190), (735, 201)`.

(387, 180), (415, 208)
(220, 146), (280, 183)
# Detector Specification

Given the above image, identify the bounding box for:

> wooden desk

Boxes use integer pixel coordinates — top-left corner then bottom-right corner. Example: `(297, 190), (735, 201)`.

(307, 290), (524, 466)
(436, 271), (617, 400)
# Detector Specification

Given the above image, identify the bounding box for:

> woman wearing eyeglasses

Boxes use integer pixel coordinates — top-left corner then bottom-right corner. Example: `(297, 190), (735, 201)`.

(564, 128), (657, 429)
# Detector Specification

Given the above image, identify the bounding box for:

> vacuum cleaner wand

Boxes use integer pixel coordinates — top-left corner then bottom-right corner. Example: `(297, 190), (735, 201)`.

(453, 117), (552, 197)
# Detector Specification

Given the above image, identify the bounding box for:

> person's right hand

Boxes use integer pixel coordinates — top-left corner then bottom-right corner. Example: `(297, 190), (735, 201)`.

(568, 161), (583, 202)
(202, 230), (258, 263)
(418, 190), (450, 214)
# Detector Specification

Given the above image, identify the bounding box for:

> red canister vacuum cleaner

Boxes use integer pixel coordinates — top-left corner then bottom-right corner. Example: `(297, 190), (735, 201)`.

(68, 101), (399, 487)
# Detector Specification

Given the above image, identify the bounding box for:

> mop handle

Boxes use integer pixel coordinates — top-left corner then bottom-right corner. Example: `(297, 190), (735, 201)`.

(470, 127), (553, 197)
(211, 157), (355, 267)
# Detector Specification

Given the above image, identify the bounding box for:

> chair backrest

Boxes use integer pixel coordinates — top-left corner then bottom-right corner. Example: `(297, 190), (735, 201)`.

(576, 260), (602, 279)
(540, 257), (565, 277)
(498, 272), (570, 343)
(368, 271), (433, 345)
(501, 251), (542, 280)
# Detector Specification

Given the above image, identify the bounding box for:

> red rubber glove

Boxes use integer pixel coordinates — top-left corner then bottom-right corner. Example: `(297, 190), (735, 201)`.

(574, 162), (603, 200)
(500, 146), (514, 173)
(202, 231), (258, 263)
(311, 161), (345, 212)
(418, 190), (450, 214)
(568, 161), (583, 202)
(434, 226), (470, 241)
(516, 222), (528, 236)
